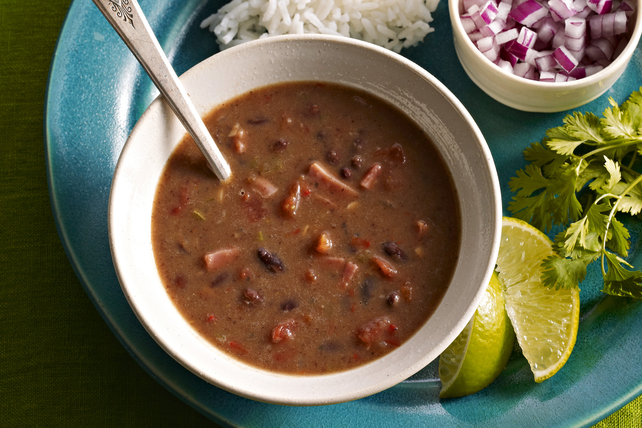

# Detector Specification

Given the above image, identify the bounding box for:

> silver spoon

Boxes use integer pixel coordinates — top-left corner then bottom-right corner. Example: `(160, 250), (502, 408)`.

(93, 0), (232, 182)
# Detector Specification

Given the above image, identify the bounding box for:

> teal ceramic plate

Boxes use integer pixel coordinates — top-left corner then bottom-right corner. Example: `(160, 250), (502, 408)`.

(45, 0), (642, 426)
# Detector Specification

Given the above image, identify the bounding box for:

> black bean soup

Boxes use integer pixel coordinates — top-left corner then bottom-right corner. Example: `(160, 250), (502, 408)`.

(151, 82), (461, 374)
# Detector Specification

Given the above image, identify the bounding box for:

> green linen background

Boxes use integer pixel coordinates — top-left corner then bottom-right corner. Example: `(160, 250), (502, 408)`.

(0, 0), (639, 426)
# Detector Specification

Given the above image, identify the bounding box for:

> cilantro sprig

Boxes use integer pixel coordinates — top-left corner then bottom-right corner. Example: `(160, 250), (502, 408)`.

(508, 88), (642, 300)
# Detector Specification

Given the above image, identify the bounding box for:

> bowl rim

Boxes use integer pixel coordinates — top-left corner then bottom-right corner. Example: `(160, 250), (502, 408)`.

(108, 33), (503, 405)
(448, 0), (642, 89)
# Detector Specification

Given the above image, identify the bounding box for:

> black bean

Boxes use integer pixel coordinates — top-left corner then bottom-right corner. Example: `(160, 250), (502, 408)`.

(340, 167), (352, 179)
(257, 247), (285, 273)
(389, 143), (406, 164)
(351, 155), (363, 169)
(360, 277), (376, 304)
(247, 117), (268, 125)
(280, 299), (298, 312)
(210, 272), (229, 287)
(174, 275), (187, 289)
(387, 291), (400, 306)
(242, 287), (263, 305)
(319, 341), (343, 352)
(273, 138), (288, 152)
(326, 149), (340, 165)
(382, 241), (408, 261)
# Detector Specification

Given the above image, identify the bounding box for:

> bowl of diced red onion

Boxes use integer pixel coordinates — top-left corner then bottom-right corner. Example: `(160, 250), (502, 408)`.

(449, 0), (641, 111)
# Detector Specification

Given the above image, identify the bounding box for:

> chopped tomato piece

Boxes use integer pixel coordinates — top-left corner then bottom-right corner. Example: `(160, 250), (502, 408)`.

(350, 236), (371, 249)
(315, 232), (333, 254)
(271, 319), (297, 343)
(357, 316), (391, 346)
(228, 340), (248, 354)
(384, 338), (401, 347)
(282, 182), (301, 217)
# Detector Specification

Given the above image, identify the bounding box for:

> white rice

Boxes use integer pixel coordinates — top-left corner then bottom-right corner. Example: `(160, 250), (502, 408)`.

(200, 0), (440, 52)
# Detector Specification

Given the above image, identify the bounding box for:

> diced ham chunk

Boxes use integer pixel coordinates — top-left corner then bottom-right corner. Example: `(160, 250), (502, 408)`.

(340, 262), (359, 289)
(250, 177), (278, 198)
(360, 163), (382, 190)
(317, 256), (347, 270)
(308, 162), (359, 198)
(372, 255), (397, 278)
(203, 247), (240, 271)
(357, 316), (391, 346)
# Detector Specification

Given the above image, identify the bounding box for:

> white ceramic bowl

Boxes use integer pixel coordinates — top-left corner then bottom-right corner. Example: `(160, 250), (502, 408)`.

(449, 0), (642, 112)
(109, 34), (502, 406)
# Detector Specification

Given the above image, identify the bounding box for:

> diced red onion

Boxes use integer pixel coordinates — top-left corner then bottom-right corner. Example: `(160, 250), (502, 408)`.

(481, 19), (507, 36)
(501, 48), (520, 65)
(496, 27), (520, 43)
(565, 16), (587, 37)
(587, 0), (612, 14)
(549, 0), (578, 20)
(469, 5), (489, 28)
(518, 26), (539, 48)
(553, 45), (580, 71)
(464, 0), (487, 11)
(477, 35), (496, 52)
(613, 10), (628, 33)
(480, 0), (500, 23)
(539, 70), (557, 80)
(497, 58), (516, 72)
(461, 13), (478, 33)
(602, 12), (615, 33)
(587, 37), (616, 59)
(509, 0), (549, 26)
(589, 14), (602, 38)
(619, 0), (635, 14)
(460, 0), (635, 82)
(565, 34), (586, 50)
(537, 17), (562, 42)
(514, 62), (537, 78)
(497, 2), (512, 20)
(506, 39), (530, 59)
(535, 52), (558, 70)
(468, 29), (486, 41)
(551, 28), (567, 47)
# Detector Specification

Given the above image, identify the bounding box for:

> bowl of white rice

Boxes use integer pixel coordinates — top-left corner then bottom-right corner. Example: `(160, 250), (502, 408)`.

(200, 0), (442, 52)
(110, 34), (501, 405)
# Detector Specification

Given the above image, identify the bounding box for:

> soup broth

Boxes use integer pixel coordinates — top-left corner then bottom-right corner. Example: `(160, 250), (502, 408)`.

(152, 82), (461, 374)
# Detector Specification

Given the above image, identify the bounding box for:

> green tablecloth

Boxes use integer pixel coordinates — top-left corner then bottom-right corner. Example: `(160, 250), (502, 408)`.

(1, 0), (640, 426)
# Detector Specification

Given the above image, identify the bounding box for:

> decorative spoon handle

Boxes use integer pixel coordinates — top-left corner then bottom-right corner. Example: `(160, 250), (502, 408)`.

(92, 0), (232, 181)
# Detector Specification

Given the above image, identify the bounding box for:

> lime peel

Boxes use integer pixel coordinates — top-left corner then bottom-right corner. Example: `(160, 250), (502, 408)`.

(439, 271), (515, 398)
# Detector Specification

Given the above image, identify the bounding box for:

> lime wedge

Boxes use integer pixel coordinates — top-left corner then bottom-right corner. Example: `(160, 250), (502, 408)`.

(497, 217), (580, 383)
(439, 271), (515, 398)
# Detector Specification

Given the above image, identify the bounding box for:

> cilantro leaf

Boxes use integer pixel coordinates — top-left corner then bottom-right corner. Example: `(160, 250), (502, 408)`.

(542, 253), (597, 290)
(603, 252), (642, 299)
(562, 111), (604, 144)
(508, 88), (642, 300)
(602, 101), (636, 139)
